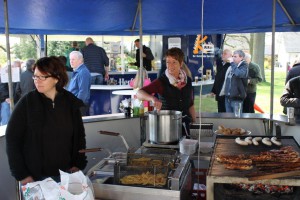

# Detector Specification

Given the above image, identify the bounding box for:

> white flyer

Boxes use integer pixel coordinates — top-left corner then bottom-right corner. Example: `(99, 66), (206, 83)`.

(0, 67), (20, 83)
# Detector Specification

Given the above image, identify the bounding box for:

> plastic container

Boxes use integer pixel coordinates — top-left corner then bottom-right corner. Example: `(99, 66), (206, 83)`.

(180, 139), (198, 155)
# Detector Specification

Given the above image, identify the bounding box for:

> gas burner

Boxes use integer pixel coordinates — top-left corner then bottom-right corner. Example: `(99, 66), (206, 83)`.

(143, 140), (179, 149)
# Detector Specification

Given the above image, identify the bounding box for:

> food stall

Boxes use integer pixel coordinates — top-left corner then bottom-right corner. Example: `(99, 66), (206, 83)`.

(80, 112), (300, 200)
(1, 112), (300, 199)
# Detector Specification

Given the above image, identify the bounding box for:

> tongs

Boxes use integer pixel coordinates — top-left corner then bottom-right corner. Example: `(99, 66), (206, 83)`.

(98, 130), (130, 151)
(79, 147), (112, 157)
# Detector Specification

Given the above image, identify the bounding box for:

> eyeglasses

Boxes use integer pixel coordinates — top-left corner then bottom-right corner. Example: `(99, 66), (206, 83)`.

(32, 75), (52, 81)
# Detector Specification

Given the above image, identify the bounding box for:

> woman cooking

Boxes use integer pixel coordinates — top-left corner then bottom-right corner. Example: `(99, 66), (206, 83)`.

(136, 47), (196, 135)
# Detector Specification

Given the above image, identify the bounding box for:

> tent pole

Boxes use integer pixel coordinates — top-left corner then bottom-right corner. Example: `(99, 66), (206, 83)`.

(138, 0), (144, 88)
(277, 0), (295, 25)
(3, 0), (14, 112)
(269, 0), (276, 135)
(3, 3), (19, 200)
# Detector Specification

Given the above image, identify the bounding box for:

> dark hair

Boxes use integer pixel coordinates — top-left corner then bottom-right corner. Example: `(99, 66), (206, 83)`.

(72, 41), (78, 47)
(134, 39), (140, 43)
(58, 55), (67, 65)
(33, 56), (68, 88)
(165, 47), (184, 64)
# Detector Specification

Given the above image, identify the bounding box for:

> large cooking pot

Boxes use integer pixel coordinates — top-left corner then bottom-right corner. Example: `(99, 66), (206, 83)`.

(148, 110), (182, 144)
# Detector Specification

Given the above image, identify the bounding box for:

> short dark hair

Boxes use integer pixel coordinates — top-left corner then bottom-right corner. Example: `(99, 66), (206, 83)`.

(72, 41), (78, 47)
(58, 55), (67, 65)
(134, 39), (140, 43)
(165, 47), (184, 64)
(33, 56), (68, 88)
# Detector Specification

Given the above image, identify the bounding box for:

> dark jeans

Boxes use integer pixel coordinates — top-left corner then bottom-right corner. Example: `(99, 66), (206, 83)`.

(217, 96), (226, 113)
(91, 74), (104, 85)
(243, 92), (256, 113)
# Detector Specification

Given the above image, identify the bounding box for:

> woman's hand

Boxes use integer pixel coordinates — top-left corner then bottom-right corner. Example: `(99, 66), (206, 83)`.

(68, 166), (80, 173)
(152, 98), (162, 111)
(20, 176), (34, 185)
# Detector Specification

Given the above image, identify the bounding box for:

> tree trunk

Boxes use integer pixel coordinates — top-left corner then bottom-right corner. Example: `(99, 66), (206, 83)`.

(252, 33), (266, 82)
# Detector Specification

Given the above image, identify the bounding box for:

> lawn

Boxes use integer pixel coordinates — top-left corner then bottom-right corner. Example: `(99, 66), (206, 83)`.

(195, 69), (287, 115)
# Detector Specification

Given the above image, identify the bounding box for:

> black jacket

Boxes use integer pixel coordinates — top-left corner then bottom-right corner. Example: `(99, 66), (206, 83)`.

(211, 59), (230, 100)
(0, 82), (20, 103)
(285, 63), (300, 84)
(6, 89), (87, 181)
(280, 76), (300, 116)
(16, 69), (36, 97)
(135, 45), (154, 71)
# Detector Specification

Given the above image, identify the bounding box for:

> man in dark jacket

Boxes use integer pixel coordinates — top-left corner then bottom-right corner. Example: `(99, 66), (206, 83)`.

(131, 39), (154, 71)
(211, 49), (232, 112)
(0, 62), (21, 125)
(220, 50), (248, 115)
(17, 59), (36, 97)
(81, 37), (109, 85)
(280, 75), (300, 123)
(0, 82), (11, 125)
(285, 56), (300, 83)
(243, 53), (262, 113)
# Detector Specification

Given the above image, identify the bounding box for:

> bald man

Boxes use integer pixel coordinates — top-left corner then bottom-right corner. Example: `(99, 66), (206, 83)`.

(81, 37), (109, 85)
(211, 49), (232, 112)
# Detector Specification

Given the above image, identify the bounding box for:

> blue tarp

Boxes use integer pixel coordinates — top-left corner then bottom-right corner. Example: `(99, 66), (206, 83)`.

(1, 0), (300, 35)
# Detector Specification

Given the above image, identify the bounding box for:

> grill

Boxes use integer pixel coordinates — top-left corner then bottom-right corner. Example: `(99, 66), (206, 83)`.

(207, 135), (300, 200)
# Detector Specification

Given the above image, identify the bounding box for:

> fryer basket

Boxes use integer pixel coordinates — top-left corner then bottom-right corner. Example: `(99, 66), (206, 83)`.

(114, 164), (170, 188)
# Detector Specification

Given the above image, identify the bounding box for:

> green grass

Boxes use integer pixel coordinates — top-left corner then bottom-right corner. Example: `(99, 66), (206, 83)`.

(256, 69), (286, 114)
(195, 69), (286, 114)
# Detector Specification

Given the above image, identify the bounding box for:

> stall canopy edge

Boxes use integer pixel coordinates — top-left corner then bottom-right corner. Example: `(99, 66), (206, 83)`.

(0, 0), (300, 35)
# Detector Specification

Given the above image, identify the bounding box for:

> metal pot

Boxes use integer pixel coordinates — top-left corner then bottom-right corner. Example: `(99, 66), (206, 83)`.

(148, 110), (182, 144)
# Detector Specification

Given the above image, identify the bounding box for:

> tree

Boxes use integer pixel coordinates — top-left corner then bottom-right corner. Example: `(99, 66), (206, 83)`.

(252, 33), (266, 82)
(224, 33), (266, 81)
(47, 41), (70, 57)
(13, 36), (37, 60)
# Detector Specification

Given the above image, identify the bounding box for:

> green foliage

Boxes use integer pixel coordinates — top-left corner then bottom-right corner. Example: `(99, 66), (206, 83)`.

(13, 37), (37, 60)
(47, 41), (70, 57)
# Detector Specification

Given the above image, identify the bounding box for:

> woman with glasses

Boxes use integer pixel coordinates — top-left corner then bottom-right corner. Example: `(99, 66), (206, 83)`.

(6, 56), (87, 185)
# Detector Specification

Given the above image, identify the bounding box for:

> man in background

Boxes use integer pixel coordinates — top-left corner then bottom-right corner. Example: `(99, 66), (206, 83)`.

(130, 39), (154, 71)
(65, 41), (79, 71)
(220, 50), (248, 114)
(68, 51), (91, 116)
(17, 59), (36, 97)
(285, 55), (300, 83)
(81, 37), (109, 85)
(243, 53), (262, 113)
(280, 75), (300, 124)
(211, 49), (232, 112)
(0, 61), (21, 125)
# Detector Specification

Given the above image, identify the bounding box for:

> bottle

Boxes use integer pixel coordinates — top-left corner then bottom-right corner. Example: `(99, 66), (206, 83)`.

(139, 102), (144, 116)
(286, 107), (295, 126)
(148, 101), (154, 112)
